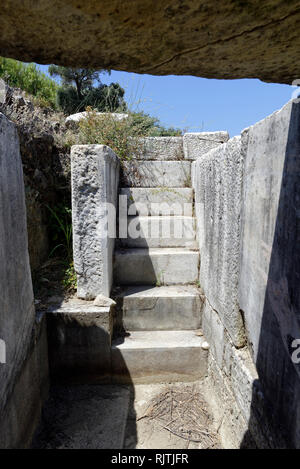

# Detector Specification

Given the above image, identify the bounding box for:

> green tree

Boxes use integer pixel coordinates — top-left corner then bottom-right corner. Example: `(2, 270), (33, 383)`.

(48, 65), (126, 114)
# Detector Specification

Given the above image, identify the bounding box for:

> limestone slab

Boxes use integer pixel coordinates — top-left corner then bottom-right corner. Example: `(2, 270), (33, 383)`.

(0, 112), (46, 448)
(1, 1), (298, 84)
(121, 160), (191, 188)
(183, 131), (229, 160)
(46, 299), (113, 383)
(193, 136), (245, 347)
(111, 330), (208, 384)
(239, 101), (300, 361)
(119, 187), (193, 216)
(71, 145), (119, 300)
(115, 285), (202, 331)
(133, 136), (183, 160)
(119, 216), (197, 248)
(114, 248), (199, 285)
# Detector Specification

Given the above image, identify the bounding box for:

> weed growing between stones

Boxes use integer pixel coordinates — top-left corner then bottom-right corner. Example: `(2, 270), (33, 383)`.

(41, 204), (77, 294)
(62, 261), (77, 291)
(78, 108), (147, 161)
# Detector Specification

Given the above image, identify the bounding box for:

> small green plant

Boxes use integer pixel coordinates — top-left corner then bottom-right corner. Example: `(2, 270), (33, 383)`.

(46, 204), (73, 261)
(63, 261), (77, 291)
(156, 270), (165, 287)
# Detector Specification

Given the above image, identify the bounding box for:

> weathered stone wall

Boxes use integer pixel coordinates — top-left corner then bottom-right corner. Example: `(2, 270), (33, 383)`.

(71, 145), (120, 300)
(192, 101), (300, 448)
(192, 136), (245, 347)
(240, 101), (300, 448)
(0, 112), (49, 448)
(0, 85), (72, 273)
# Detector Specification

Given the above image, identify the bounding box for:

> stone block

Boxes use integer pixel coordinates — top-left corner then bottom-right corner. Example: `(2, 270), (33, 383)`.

(71, 145), (119, 299)
(193, 136), (245, 346)
(111, 330), (208, 384)
(183, 131), (229, 160)
(121, 160), (191, 187)
(115, 285), (202, 331)
(119, 187), (193, 216)
(118, 216), (197, 248)
(133, 136), (183, 160)
(202, 300), (225, 368)
(239, 100), (300, 360)
(0, 113), (48, 448)
(46, 299), (113, 383)
(114, 248), (199, 285)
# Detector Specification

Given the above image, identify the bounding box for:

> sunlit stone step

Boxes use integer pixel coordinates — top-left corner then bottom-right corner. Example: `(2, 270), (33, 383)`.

(111, 330), (208, 384)
(114, 285), (202, 331)
(119, 187), (194, 216)
(114, 248), (199, 285)
(121, 160), (191, 187)
(118, 216), (197, 248)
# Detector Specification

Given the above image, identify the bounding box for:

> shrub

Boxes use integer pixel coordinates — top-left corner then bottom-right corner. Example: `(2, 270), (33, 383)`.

(78, 108), (182, 160)
(78, 108), (143, 160)
(130, 111), (182, 137)
(0, 57), (58, 108)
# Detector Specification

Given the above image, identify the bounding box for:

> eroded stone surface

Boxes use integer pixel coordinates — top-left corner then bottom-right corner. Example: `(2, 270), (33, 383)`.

(193, 136), (245, 347)
(121, 160), (191, 188)
(119, 187), (194, 216)
(115, 285), (202, 331)
(0, 112), (48, 448)
(114, 248), (199, 285)
(133, 137), (183, 160)
(239, 101), (300, 361)
(119, 215), (197, 248)
(111, 330), (208, 384)
(71, 145), (119, 299)
(0, 1), (299, 83)
(183, 132), (229, 160)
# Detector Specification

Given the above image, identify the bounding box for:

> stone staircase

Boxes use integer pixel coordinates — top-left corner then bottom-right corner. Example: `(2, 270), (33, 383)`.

(111, 138), (208, 383)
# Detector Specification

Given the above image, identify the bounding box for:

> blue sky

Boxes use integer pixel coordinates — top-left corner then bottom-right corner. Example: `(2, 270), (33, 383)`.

(39, 65), (293, 137)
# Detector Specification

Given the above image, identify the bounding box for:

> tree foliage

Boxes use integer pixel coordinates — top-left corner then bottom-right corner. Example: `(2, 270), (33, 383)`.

(48, 65), (127, 114)
(0, 57), (58, 107)
(0, 59), (182, 136)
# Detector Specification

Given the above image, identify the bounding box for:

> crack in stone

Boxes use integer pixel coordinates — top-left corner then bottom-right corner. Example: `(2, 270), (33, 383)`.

(141, 9), (300, 74)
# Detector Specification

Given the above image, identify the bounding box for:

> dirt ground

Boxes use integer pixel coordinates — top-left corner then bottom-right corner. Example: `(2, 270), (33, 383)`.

(124, 381), (221, 449)
(33, 380), (222, 449)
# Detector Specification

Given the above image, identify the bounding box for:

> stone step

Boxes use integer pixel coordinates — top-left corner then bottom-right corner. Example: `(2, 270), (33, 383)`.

(118, 216), (197, 248)
(114, 285), (202, 331)
(132, 136), (183, 160)
(121, 160), (191, 188)
(114, 248), (199, 285)
(183, 131), (229, 160)
(111, 330), (208, 384)
(119, 187), (194, 216)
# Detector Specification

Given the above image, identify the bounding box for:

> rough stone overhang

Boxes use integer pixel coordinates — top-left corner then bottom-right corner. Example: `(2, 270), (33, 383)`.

(1, 0), (300, 84)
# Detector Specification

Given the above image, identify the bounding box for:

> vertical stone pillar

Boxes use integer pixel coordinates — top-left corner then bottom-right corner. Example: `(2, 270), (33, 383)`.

(71, 145), (119, 299)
